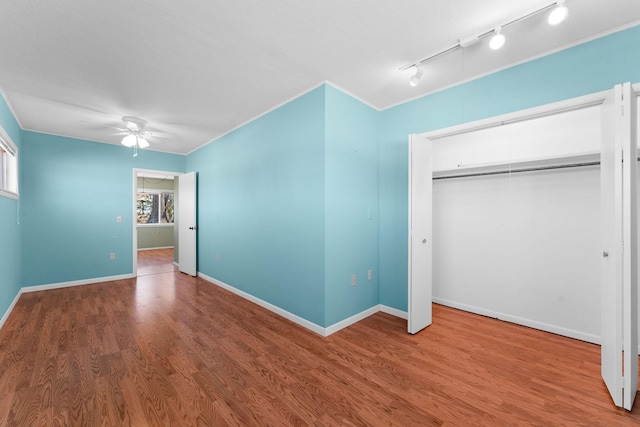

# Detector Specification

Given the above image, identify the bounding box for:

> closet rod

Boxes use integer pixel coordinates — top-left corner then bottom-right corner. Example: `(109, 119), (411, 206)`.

(433, 161), (600, 180)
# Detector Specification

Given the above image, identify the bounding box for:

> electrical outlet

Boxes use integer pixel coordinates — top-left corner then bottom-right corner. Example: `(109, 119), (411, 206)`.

(116, 216), (122, 223)
(351, 274), (356, 286)
(110, 253), (116, 260)
(368, 269), (373, 281)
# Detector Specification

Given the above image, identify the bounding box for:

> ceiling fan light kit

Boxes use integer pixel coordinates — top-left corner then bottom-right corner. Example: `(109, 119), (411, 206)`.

(120, 115), (152, 155)
(121, 133), (138, 147)
(402, 0), (569, 86)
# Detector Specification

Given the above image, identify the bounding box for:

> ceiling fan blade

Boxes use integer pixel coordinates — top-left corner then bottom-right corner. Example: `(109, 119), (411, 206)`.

(80, 119), (127, 132)
(146, 135), (166, 145)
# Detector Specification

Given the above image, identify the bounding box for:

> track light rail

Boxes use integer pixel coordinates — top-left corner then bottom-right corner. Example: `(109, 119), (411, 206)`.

(400, 1), (565, 72)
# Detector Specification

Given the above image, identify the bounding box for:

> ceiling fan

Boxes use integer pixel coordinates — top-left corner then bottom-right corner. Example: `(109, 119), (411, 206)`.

(119, 116), (152, 156)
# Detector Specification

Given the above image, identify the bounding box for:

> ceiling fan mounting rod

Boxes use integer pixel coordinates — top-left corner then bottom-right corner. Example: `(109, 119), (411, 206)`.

(122, 115), (147, 132)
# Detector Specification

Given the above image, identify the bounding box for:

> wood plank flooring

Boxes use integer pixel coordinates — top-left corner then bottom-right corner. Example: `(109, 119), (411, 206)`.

(137, 248), (176, 276)
(1, 249), (640, 425)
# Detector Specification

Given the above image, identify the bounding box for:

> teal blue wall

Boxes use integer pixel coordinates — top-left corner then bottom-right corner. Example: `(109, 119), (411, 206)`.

(0, 94), (22, 319)
(3, 24), (640, 332)
(21, 132), (185, 286)
(188, 85), (380, 327)
(378, 25), (640, 311)
(324, 85), (379, 325)
(187, 87), (327, 326)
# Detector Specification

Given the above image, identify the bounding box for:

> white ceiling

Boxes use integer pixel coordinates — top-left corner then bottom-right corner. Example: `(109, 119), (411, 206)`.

(0, 0), (639, 155)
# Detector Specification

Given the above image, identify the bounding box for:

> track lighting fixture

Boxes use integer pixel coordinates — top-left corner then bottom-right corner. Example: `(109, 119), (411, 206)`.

(548, 0), (568, 25)
(489, 27), (506, 50)
(409, 66), (424, 86)
(401, 1), (570, 79)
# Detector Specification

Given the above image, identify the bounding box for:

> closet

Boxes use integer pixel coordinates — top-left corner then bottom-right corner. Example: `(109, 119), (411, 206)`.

(408, 83), (638, 410)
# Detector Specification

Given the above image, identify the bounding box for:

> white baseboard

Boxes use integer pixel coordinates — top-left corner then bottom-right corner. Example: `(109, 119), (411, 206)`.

(198, 272), (328, 335)
(197, 272), (407, 337)
(0, 289), (24, 330)
(173, 262), (179, 267)
(137, 246), (174, 251)
(325, 305), (381, 336)
(380, 305), (408, 319)
(433, 297), (601, 345)
(4, 271), (408, 337)
(21, 273), (136, 293)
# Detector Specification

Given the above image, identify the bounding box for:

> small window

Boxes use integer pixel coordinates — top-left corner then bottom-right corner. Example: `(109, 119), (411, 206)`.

(137, 190), (174, 225)
(0, 126), (18, 199)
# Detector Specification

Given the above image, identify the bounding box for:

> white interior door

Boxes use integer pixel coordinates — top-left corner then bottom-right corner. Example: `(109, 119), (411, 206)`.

(622, 82), (638, 411)
(601, 85), (623, 408)
(178, 171), (197, 276)
(601, 82), (638, 411)
(408, 134), (433, 334)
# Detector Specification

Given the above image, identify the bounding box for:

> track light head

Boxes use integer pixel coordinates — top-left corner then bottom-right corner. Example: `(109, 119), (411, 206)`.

(409, 66), (424, 87)
(548, 1), (568, 25)
(489, 27), (506, 50)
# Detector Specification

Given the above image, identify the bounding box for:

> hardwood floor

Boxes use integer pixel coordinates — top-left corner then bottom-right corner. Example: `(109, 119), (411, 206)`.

(1, 261), (640, 425)
(137, 248), (176, 276)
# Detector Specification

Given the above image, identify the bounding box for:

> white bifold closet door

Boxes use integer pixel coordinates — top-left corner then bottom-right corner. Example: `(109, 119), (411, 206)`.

(408, 134), (433, 334)
(600, 82), (638, 411)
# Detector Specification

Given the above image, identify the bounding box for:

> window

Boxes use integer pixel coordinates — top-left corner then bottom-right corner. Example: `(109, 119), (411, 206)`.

(137, 190), (174, 225)
(0, 126), (18, 199)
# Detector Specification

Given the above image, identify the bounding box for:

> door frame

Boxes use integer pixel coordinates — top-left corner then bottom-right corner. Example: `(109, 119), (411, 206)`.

(409, 83), (640, 409)
(410, 89), (609, 334)
(132, 168), (182, 277)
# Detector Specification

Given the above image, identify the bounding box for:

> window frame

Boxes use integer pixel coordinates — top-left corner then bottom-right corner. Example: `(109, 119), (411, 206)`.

(136, 188), (174, 227)
(0, 125), (18, 200)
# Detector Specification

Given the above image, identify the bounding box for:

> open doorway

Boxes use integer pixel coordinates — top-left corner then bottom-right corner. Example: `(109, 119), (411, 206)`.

(133, 168), (181, 277)
(137, 248), (175, 276)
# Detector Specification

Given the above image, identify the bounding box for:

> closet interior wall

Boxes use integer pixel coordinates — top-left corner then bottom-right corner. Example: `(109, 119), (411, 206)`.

(428, 96), (639, 344)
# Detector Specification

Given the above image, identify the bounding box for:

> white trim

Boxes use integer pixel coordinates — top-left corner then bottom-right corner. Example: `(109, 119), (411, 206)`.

(0, 87), (25, 130)
(0, 289), (23, 330)
(137, 223), (174, 228)
(137, 188), (174, 194)
(380, 305), (408, 320)
(137, 246), (174, 251)
(0, 124), (19, 198)
(21, 273), (135, 293)
(186, 81), (327, 156)
(197, 272), (406, 337)
(433, 297), (600, 345)
(197, 272), (327, 335)
(0, 188), (18, 200)
(184, 80), (380, 156)
(324, 305), (381, 336)
(133, 168), (182, 277)
(421, 89), (609, 140)
(173, 261), (179, 267)
(324, 81), (381, 111)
